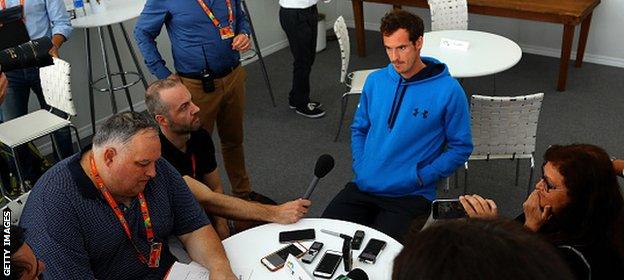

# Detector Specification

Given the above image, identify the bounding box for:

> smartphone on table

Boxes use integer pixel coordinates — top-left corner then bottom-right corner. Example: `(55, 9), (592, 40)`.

(432, 199), (467, 220)
(313, 250), (343, 278)
(260, 242), (307, 271)
(278, 228), (315, 243)
(358, 238), (386, 264)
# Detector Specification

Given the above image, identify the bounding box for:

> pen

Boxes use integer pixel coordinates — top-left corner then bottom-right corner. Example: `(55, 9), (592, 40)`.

(321, 229), (351, 239)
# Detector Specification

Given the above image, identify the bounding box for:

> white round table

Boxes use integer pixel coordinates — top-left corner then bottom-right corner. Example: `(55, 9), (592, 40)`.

(70, 0), (148, 135)
(421, 30), (522, 78)
(222, 218), (403, 279)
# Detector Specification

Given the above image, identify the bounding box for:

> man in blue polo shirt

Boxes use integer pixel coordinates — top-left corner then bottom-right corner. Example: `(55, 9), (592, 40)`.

(20, 112), (237, 279)
(134, 0), (257, 202)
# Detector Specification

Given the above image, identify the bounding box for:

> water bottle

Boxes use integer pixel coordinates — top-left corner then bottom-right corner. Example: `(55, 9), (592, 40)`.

(74, 0), (86, 17)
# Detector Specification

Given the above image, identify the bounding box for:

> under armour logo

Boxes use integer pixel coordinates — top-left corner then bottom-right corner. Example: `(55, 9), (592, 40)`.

(412, 108), (429, 119)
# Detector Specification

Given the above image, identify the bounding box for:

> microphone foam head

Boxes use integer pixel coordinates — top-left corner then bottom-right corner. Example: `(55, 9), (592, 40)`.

(314, 154), (335, 178)
(346, 268), (369, 280)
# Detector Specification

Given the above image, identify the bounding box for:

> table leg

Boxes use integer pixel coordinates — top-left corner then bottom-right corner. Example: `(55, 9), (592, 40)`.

(85, 28), (96, 135)
(97, 26), (118, 113)
(107, 25), (134, 112)
(119, 23), (149, 90)
(575, 12), (593, 68)
(353, 0), (366, 57)
(557, 24), (574, 92)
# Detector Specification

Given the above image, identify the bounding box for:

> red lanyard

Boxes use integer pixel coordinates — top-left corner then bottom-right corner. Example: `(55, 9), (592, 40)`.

(196, 0), (233, 28)
(89, 157), (156, 265)
(1, 0), (25, 10)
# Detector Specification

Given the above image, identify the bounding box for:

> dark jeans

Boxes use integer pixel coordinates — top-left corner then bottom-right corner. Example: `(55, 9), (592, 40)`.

(1, 67), (73, 181)
(322, 182), (431, 242)
(279, 5), (318, 108)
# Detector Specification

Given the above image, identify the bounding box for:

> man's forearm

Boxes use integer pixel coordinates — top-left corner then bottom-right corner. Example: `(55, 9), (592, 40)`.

(184, 175), (272, 221)
(52, 34), (66, 49)
(178, 225), (234, 277)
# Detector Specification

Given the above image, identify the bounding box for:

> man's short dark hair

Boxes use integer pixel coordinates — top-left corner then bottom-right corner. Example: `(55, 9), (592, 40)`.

(380, 9), (424, 43)
(145, 78), (182, 117)
(92, 111), (158, 148)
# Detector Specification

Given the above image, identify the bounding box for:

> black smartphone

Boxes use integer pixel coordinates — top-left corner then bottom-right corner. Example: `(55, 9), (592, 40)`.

(358, 238), (386, 264)
(432, 199), (467, 220)
(302, 241), (323, 263)
(313, 250), (343, 278)
(279, 228), (315, 243)
(260, 242), (307, 271)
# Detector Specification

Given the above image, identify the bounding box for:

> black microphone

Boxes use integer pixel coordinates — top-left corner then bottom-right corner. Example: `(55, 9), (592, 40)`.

(302, 154), (335, 199)
(334, 268), (369, 280)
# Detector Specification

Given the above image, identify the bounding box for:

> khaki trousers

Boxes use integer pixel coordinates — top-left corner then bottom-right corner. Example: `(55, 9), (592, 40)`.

(180, 66), (251, 198)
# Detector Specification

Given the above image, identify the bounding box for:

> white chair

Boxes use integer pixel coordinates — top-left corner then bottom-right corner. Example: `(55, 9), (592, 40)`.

(0, 58), (81, 195)
(333, 16), (379, 141)
(428, 0), (468, 31)
(1, 191), (30, 224)
(464, 93), (544, 196)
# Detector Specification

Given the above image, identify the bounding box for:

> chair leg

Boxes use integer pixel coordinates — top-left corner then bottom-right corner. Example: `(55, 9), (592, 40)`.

(10, 147), (25, 194)
(334, 95), (349, 142)
(50, 134), (62, 162)
(527, 155), (535, 197)
(454, 171), (459, 189)
(97, 26), (118, 113)
(463, 162), (469, 195)
(515, 158), (520, 186)
(85, 28), (97, 135)
(70, 125), (83, 153)
(119, 23), (148, 90)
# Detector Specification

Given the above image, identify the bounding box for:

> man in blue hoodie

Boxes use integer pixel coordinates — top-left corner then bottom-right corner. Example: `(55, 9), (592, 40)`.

(322, 10), (473, 241)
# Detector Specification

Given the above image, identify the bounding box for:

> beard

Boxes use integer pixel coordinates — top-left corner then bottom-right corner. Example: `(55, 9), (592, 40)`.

(169, 117), (201, 134)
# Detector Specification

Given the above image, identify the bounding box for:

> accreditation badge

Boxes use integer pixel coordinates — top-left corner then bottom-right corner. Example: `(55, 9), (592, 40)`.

(219, 26), (235, 40)
(148, 242), (163, 268)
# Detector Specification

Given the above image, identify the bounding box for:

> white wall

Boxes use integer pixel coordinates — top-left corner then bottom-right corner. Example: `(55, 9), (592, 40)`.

(34, 0), (623, 152)
(334, 0), (624, 68)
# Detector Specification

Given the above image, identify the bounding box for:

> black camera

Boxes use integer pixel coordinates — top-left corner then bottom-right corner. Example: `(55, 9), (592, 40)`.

(0, 37), (54, 73)
(201, 68), (215, 93)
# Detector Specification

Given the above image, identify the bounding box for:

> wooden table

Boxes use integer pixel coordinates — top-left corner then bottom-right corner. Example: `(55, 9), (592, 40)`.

(351, 0), (601, 91)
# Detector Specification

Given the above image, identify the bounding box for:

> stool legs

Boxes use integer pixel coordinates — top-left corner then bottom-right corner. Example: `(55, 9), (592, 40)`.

(85, 29), (97, 135)
(119, 23), (148, 90)
(107, 25), (134, 112)
(97, 26), (118, 113)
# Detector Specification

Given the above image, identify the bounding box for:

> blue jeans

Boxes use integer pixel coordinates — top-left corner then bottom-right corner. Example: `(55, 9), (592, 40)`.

(1, 68), (74, 181)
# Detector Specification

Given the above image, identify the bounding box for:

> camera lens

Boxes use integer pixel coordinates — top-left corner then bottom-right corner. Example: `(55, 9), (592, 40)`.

(0, 37), (54, 72)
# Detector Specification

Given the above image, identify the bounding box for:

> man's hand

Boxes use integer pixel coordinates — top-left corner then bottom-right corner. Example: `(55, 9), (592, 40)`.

(231, 34), (251, 52)
(269, 199), (311, 224)
(213, 216), (231, 240)
(459, 194), (498, 219)
(209, 269), (238, 280)
(49, 46), (59, 58)
(0, 72), (7, 104)
(50, 34), (66, 58)
(523, 190), (551, 232)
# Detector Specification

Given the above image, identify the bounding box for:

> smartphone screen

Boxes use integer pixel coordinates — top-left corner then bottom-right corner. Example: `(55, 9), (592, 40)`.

(432, 199), (467, 219)
(279, 229), (315, 243)
(263, 243), (306, 270)
(314, 251), (342, 278)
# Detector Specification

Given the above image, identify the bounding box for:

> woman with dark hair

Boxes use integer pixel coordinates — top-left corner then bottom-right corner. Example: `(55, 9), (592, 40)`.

(460, 144), (624, 279)
(393, 218), (574, 280)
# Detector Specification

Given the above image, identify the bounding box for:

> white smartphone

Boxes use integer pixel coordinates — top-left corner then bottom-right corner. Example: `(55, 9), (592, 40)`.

(313, 250), (343, 278)
(260, 242), (307, 271)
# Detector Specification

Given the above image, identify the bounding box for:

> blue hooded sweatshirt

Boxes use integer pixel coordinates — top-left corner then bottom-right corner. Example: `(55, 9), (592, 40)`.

(351, 57), (473, 201)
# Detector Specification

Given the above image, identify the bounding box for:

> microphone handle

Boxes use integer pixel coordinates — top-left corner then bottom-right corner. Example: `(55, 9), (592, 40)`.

(303, 176), (320, 199)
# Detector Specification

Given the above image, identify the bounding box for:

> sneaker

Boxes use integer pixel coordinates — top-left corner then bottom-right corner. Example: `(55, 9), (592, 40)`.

(289, 101), (322, 109)
(296, 103), (326, 118)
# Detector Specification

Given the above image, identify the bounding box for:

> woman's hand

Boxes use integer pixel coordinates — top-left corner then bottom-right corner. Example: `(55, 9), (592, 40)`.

(523, 190), (551, 232)
(459, 194), (498, 219)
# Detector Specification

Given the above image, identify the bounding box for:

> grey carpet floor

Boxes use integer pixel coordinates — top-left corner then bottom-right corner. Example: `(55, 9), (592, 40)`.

(224, 28), (624, 220)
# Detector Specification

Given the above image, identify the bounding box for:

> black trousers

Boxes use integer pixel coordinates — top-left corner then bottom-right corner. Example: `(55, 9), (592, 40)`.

(322, 182), (431, 242)
(279, 5), (318, 107)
